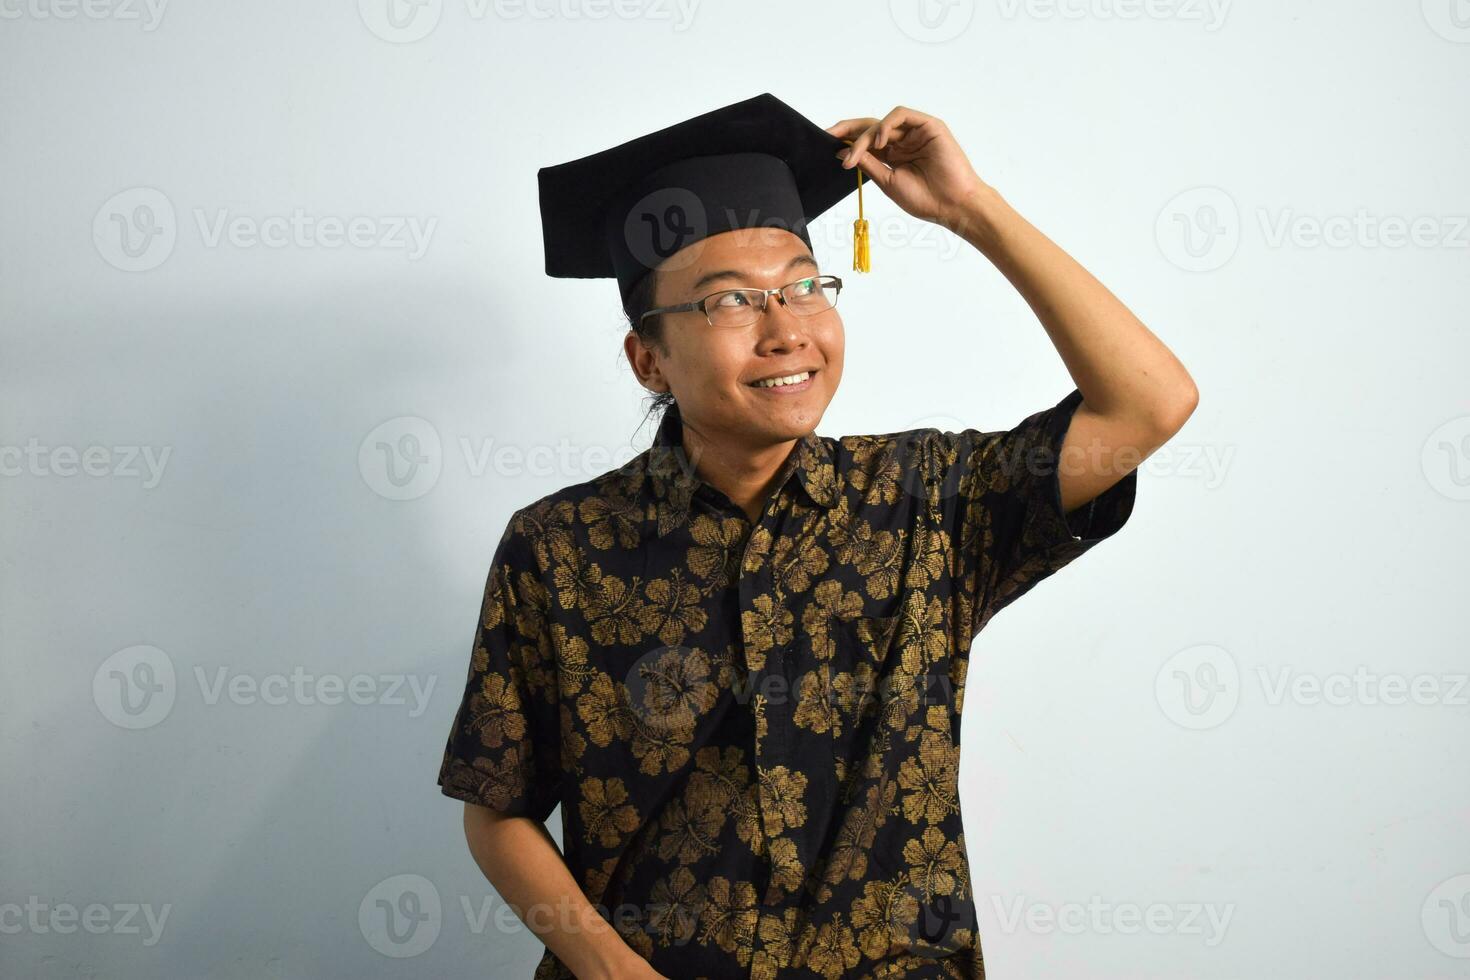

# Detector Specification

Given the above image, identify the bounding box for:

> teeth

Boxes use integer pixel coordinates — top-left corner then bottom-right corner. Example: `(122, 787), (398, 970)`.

(753, 371), (811, 388)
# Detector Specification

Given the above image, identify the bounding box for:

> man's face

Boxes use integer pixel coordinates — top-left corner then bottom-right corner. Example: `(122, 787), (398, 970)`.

(626, 226), (845, 451)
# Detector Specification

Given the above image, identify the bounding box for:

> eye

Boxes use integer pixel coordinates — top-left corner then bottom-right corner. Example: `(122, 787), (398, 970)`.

(714, 291), (751, 308)
(791, 278), (815, 295)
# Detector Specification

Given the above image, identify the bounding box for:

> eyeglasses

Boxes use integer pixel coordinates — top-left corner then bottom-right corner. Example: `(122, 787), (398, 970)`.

(639, 274), (843, 329)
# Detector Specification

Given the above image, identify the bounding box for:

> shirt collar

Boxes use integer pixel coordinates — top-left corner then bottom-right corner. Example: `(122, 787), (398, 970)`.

(643, 400), (838, 537)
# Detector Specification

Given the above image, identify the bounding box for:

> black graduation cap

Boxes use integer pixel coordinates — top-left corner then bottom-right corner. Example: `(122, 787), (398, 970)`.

(537, 92), (871, 309)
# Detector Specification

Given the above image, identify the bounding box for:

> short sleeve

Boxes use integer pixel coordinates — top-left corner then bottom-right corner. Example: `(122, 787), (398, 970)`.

(437, 514), (563, 822)
(942, 387), (1138, 639)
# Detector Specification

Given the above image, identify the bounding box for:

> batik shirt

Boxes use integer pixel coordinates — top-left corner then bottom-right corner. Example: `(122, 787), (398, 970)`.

(438, 387), (1138, 979)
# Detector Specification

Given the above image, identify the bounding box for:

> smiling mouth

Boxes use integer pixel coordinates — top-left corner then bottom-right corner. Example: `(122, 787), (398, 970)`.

(747, 369), (818, 389)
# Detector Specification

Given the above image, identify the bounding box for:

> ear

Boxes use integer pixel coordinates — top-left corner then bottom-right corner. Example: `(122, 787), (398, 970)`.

(623, 330), (668, 392)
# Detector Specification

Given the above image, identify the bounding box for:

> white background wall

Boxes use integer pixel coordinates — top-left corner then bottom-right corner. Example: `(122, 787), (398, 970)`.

(2, 1), (1467, 977)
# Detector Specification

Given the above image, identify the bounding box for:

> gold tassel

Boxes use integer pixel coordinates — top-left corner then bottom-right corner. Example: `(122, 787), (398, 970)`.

(852, 163), (870, 272)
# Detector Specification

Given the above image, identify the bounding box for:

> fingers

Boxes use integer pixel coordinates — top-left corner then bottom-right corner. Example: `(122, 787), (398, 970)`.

(832, 105), (942, 171)
(824, 117), (879, 140)
(826, 105), (938, 142)
(840, 138), (895, 191)
(840, 121), (893, 175)
(840, 122), (885, 172)
(873, 104), (941, 150)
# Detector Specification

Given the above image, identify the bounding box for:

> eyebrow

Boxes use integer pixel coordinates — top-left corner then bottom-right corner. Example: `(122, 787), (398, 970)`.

(690, 254), (819, 294)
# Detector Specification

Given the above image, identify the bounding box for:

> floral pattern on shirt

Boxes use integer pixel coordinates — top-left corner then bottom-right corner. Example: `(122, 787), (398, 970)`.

(439, 387), (1137, 979)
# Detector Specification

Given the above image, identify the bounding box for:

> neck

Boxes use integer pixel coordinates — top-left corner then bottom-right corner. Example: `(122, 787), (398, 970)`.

(677, 415), (799, 523)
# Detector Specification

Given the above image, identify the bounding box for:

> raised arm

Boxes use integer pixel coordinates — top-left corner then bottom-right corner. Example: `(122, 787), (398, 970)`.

(830, 104), (1198, 514)
(951, 181), (1196, 513)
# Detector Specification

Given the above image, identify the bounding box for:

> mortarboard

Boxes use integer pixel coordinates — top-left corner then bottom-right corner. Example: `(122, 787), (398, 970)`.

(537, 92), (872, 309)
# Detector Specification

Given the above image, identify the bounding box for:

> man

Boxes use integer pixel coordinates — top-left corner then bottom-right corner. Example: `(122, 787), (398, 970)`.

(438, 92), (1196, 979)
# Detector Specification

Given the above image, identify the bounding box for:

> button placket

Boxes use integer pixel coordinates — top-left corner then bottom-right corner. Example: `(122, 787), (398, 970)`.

(741, 492), (807, 972)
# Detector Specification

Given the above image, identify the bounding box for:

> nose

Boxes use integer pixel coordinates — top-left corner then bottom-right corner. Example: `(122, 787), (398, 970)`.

(754, 293), (810, 352)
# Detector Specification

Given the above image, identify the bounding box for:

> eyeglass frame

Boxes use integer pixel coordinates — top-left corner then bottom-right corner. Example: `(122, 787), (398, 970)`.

(637, 274), (844, 329)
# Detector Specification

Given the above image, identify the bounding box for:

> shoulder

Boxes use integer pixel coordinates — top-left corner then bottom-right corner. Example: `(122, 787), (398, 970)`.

(498, 449), (654, 564)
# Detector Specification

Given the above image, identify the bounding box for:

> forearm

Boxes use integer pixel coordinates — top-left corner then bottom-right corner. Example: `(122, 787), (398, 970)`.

(949, 184), (1198, 430)
(463, 803), (653, 980)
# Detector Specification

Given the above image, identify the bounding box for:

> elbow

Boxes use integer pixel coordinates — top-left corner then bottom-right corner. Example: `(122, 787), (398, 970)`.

(1153, 380), (1199, 436)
